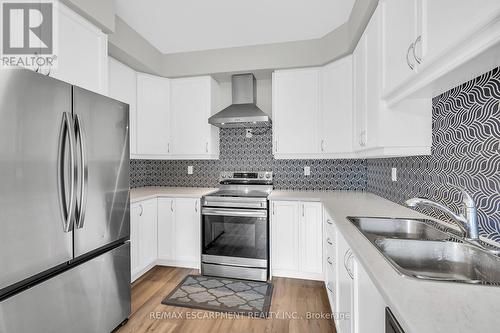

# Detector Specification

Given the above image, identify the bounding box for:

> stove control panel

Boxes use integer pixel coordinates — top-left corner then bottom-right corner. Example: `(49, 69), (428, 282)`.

(219, 171), (273, 184)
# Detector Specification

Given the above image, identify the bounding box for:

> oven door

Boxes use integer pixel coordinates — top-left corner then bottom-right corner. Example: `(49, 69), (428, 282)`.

(201, 207), (268, 268)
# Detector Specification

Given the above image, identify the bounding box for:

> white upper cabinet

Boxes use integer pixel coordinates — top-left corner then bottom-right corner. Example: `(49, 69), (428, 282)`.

(136, 73), (170, 158)
(272, 68), (320, 157)
(169, 76), (220, 159)
(381, 0), (419, 95)
(424, 0), (500, 63)
(50, 3), (108, 94)
(108, 58), (137, 155)
(320, 56), (354, 154)
(381, 0), (500, 104)
(353, 5), (432, 157)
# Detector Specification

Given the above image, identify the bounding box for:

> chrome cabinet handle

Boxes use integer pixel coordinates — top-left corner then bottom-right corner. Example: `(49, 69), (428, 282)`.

(57, 112), (77, 233)
(327, 282), (334, 294)
(344, 249), (354, 279)
(205, 142), (208, 153)
(167, 142), (170, 153)
(170, 200), (174, 212)
(272, 202), (276, 215)
(327, 238), (333, 245)
(413, 36), (422, 64)
(359, 130), (366, 147)
(139, 204), (144, 217)
(406, 43), (415, 70)
(74, 114), (88, 229)
(327, 257), (333, 265)
(302, 204), (305, 217)
(326, 219), (333, 225)
(195, 200), (198, 213)
(321, 139), (325, 152)
(274, 140), (278, 153)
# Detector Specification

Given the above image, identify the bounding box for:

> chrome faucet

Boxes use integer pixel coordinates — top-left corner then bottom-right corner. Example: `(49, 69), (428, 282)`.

(405, 185), (479, 241)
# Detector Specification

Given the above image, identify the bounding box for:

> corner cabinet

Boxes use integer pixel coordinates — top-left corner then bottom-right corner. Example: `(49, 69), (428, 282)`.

(353, 5), (432, 157)
(169, 77), (220, 159)
(270, 200), (323, 280)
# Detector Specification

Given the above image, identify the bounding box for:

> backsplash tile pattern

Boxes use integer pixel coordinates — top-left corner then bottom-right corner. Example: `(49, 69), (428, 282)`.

(131, 127), (367, 190)
(367, 67), (500, 243)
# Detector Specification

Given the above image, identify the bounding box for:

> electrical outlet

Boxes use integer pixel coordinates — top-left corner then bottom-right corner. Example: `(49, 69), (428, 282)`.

(188, 166), (193, 175)
(391, 167), (397, 182)
(304, 166), (311, 176)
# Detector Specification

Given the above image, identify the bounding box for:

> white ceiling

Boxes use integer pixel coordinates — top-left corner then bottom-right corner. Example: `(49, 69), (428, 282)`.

(115, 0), (355, 54)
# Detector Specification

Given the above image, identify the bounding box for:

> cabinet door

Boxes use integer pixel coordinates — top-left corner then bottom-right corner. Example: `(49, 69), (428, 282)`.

(273, 69), (320, 156)
(320, 57), (353, 154)
(130, 203), (141, 278)
(51, 3), (107, 94)
(139, 199), (158, 269)
(173, 198), (200, 267)
(271, 201), (300, 272)
(136, 73), (170, 156)
(336, 232), (353, 333)
(381, 0), (418, 95)
(353, 35), (368, 151)
(157, 198), (175, 260)
(108, 57), (137, 155)
(352, 257), (386, 333)
(299, 202), (323, 275)
(170, 77), (210, 156)
(424, 0), (500, 63)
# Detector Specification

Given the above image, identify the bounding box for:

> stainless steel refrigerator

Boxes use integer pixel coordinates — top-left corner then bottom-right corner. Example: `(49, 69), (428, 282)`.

(0, 69), (131, 332)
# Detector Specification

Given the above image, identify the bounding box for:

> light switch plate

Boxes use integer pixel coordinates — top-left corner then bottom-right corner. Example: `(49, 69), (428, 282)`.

(188, 166), (193, 175)
(304, 166), (311, 176)
(391, 167), (397, 182)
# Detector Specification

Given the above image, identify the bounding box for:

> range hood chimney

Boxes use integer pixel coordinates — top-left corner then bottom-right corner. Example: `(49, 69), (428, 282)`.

(208, 74), (271, 128)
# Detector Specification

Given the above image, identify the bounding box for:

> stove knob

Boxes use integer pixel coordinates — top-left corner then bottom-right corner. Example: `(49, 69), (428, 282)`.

(265, 174), (271, 179)
(259, 173), (264, 178)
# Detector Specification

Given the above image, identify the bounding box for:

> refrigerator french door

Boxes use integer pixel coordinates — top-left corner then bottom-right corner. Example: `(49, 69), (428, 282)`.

(0, 69), (130, 332)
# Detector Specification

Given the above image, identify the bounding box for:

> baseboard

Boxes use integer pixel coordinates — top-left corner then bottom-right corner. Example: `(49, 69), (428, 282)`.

(271, 269), (324, 281)
(131, 262), (156, 283)
(156, 258), (200, 270)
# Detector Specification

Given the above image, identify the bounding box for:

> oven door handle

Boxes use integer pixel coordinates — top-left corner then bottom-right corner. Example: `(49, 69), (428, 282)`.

(202, 207), (267, 218)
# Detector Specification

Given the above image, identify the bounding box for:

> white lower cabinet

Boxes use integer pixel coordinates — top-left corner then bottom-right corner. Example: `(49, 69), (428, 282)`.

(157, 198), (201, 269)
(131, 197), (201, 282)
(130, 199), (158, 282)
(326, 210), (386, 333)
(271, 201), (323, 280)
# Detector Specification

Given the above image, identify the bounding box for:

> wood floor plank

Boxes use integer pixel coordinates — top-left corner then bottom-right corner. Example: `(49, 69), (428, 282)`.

(117, 266), (336, 333)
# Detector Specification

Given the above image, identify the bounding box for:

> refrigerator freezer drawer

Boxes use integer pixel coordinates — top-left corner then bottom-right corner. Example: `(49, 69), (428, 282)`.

(0, 243), (131, 333)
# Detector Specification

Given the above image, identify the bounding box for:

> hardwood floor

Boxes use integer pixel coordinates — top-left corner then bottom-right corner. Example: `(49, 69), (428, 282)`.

(117, 266), (336, 333)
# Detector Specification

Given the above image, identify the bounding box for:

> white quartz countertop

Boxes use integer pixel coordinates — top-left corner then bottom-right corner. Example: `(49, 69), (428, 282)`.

(130, 186), (217, 203)
(277, 190), (500, 333)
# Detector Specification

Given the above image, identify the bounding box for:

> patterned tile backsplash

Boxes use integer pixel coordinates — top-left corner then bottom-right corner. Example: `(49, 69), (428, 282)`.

(367, 67), (500, 243)
(131, 67), (499, 242)
(130, 126), (367, 191)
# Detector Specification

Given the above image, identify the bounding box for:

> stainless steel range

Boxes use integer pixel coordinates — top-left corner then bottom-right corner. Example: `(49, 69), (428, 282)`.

(201, 171), (273, 281)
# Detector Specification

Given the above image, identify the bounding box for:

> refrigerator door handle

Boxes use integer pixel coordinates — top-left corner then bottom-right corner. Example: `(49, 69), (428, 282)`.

(57, 112), (77, 233)
(74, 114), (88, 229)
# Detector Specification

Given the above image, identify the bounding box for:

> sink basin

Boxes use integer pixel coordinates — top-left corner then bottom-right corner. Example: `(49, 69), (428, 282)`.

(374, 238), (500, 284)
(348, 217), (453, 241)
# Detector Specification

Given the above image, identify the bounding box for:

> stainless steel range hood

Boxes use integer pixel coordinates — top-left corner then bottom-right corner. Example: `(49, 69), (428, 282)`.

(209, 74), (271, 128)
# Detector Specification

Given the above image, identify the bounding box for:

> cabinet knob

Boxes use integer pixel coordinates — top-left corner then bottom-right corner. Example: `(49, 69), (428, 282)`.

(139, 204), (143, 216)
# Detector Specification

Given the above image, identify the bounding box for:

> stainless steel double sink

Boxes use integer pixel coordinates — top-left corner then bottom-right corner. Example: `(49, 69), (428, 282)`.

(348, 217), (500, 285)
